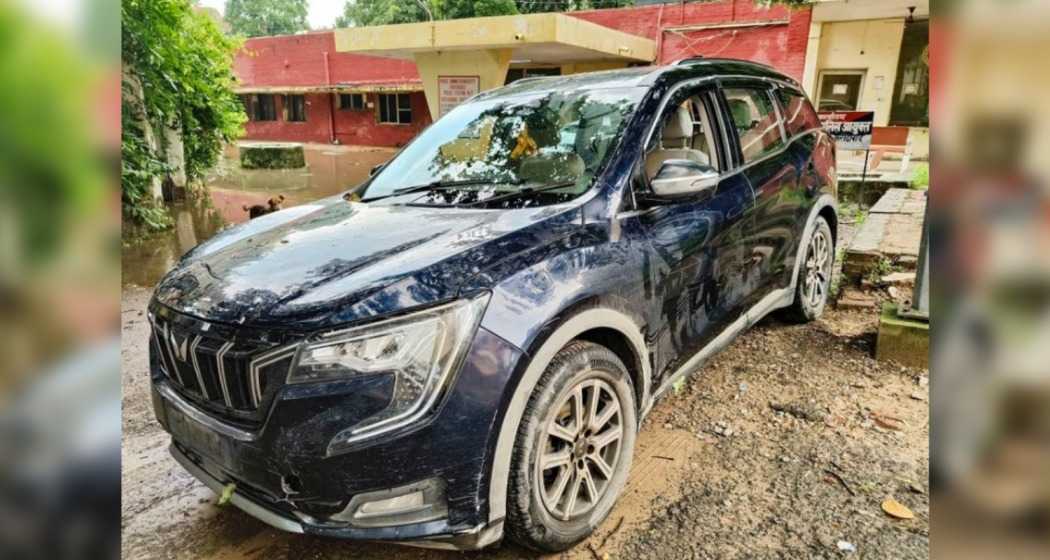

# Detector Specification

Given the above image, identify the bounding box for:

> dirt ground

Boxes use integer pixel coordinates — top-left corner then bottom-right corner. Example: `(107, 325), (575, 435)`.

(121, 283), (929, 560)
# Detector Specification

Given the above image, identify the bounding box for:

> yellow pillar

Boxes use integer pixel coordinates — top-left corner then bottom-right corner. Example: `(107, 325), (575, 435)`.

(801, 21), (822, 97)
(414, 49), (513, 119)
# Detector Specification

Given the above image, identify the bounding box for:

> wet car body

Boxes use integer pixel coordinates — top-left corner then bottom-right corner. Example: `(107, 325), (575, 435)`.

(149, 59), (837, 549)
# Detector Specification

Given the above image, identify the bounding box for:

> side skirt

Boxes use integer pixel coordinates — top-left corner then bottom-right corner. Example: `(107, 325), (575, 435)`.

(648, 286), (793, 404)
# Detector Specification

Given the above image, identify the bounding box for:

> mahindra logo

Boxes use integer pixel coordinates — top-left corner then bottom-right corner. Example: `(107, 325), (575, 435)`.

(169, 330), (190, 362)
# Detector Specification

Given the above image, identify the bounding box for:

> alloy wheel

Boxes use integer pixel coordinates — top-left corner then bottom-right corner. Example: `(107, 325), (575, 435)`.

(536, 377), (624, 521)
(803, 226), (833, 308)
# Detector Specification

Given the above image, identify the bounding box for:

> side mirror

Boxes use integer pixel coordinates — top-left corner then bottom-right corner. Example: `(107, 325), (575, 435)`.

(369, 163), (385, 177)
(650, 159), (719, 198)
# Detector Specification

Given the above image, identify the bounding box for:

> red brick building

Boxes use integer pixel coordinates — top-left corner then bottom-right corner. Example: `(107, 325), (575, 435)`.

(233, 0), (811, 147)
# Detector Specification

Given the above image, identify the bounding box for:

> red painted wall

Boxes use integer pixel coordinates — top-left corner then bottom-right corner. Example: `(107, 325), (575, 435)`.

(234, 0), (811, 145)
(235, 32), (421, 88)
(571, 0), (811, 80)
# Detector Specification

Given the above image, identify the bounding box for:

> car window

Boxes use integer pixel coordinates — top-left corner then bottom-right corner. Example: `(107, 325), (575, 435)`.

(723, 87), (784, 163)
(360, 87), (646, 206)
(645, 93), (720, 181)
(775, 88), (821, 137)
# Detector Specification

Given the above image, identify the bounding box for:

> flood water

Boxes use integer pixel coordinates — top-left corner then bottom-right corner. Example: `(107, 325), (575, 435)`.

(122, 144), (394, 288)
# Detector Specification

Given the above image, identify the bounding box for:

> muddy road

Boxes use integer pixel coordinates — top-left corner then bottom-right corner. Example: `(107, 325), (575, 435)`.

(122, 286), (928, 559)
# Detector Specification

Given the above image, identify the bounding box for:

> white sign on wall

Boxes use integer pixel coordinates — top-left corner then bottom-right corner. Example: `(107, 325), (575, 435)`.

(438, 75), (480, 116)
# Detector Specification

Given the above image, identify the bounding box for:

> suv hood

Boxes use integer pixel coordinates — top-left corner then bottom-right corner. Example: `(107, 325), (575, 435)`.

(153, 197), (575, 330)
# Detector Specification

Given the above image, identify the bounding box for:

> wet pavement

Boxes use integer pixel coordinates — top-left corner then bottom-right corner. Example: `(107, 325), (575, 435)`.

(121, 143), (394, 288)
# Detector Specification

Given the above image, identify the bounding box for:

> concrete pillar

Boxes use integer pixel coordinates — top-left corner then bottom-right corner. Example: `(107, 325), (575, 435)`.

(413, 49), (513, 119)
(801, 21), (822, 97)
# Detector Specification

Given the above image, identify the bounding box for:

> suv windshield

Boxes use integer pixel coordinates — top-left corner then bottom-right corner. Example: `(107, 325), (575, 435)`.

(358, 86), (646, 208)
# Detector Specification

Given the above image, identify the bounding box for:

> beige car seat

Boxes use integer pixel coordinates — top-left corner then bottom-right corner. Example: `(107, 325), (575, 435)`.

(645, 104), (711, 178)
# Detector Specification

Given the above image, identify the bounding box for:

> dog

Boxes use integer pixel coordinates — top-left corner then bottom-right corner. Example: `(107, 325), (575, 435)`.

(243, 195), (285, 219)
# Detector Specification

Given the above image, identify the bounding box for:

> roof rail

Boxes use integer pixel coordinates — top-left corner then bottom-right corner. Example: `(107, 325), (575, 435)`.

(672, 56), (706, 65)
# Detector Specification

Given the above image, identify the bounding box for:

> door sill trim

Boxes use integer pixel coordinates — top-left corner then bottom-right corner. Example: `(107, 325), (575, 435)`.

(650, 287), (792, 401)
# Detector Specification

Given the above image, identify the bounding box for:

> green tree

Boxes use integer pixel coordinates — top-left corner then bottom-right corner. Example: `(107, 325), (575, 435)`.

(225, 0), (309, 37)
(443, 0), (518, 19)
(514, 0), (633, 14)
(122, 0), (246, 229)
(336, 0), (436, 27)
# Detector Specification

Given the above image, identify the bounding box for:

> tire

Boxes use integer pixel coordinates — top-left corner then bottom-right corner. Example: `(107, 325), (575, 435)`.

(782, 216), (834, 323)
(506, 340), (637, 552)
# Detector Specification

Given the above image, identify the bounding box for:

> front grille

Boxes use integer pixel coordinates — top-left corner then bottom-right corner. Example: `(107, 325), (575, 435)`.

(149, 307), (298, 423)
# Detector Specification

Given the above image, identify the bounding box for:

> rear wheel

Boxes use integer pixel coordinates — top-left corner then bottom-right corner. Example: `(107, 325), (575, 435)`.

(783, 216), (834, 322)
(506, 341), (636, 552)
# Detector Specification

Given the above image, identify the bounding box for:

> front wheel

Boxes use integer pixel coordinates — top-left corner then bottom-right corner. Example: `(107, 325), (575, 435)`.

(783, 215), (834, 322)
(506, 341), (637, 552)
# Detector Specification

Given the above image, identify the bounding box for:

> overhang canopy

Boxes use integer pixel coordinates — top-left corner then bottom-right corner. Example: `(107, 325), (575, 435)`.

(235, 82), (423, 95)
(333, 13), (656, 65)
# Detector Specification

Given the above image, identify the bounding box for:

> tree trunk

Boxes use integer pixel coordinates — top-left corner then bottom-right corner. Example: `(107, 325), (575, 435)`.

(121, 66), (164, 201)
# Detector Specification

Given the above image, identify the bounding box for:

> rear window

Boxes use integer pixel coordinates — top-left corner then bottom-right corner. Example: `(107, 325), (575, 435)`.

(723, 87), (784, 163)
(775, 88), (821, 137)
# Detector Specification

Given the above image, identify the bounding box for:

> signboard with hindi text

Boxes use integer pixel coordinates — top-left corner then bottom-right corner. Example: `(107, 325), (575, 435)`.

(438, 76), (480, 116)
(817, 111), (874, 151)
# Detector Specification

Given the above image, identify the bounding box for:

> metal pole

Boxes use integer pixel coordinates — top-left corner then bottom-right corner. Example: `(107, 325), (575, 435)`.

(860, 146), (871, 208)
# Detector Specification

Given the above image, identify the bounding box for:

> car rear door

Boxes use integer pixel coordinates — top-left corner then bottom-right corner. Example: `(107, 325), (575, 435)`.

(719, 81), (800, 303)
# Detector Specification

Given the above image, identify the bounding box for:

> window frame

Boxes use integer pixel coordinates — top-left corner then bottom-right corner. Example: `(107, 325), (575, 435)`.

(339, 93), (367, 111)
(815, 69), (866, 112)
(285, 94), (307, 123)
(377, 93), (412, 125)
(773, 85), (822, 139)
(718, 81), (788, 166)
(252, 94), (277, 122)
(639, 84), (729, 193)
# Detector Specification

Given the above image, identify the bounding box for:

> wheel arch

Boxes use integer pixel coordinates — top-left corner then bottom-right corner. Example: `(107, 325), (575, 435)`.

(485, 303), (651, 525)
(789, 194), (838, 295)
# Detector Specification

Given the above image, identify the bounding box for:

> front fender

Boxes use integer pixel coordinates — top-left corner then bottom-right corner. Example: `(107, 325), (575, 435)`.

(471, 228), (653, 526)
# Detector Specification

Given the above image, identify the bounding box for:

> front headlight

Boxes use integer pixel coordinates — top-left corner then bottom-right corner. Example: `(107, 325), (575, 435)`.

(290, 293), (489, 453)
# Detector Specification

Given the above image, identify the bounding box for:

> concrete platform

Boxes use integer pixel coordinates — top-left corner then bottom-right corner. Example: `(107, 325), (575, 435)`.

(842, 188), (926, 284)
(876, 302), (929, 369)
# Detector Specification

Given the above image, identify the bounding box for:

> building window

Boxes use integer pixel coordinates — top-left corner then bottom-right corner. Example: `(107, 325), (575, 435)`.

(816, 71), (864, 112)
(889, 20), (929, 127)
(248, 94), (277, 121)
(378, 93), (412, 125)
(723, 86), (785, 163)
(339, 93), (366, 111)
(285, 94), (307, 122)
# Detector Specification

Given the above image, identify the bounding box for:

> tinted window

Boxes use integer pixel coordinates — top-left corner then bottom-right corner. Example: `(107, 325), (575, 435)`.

(775, 88), (821, 137)
(723, 87), (784, 163)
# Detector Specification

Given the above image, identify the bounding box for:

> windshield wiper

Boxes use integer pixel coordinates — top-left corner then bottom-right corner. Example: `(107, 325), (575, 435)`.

(463, 181), (578, 207)
(360, 178), (513, 203)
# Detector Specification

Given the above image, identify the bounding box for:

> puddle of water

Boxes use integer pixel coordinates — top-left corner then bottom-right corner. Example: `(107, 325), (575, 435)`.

(122, 144), (394, 288)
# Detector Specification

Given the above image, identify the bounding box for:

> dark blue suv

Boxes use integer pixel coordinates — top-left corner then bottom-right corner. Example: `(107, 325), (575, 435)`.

(149, 59), (837, 552)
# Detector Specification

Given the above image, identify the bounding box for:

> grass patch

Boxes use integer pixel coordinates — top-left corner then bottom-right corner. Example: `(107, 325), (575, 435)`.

(911, 163), (929, 190)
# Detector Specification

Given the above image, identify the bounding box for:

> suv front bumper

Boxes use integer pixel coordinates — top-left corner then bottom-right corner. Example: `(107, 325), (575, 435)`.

(169, 443), (503, 550)
(151, 326), (524, 550)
